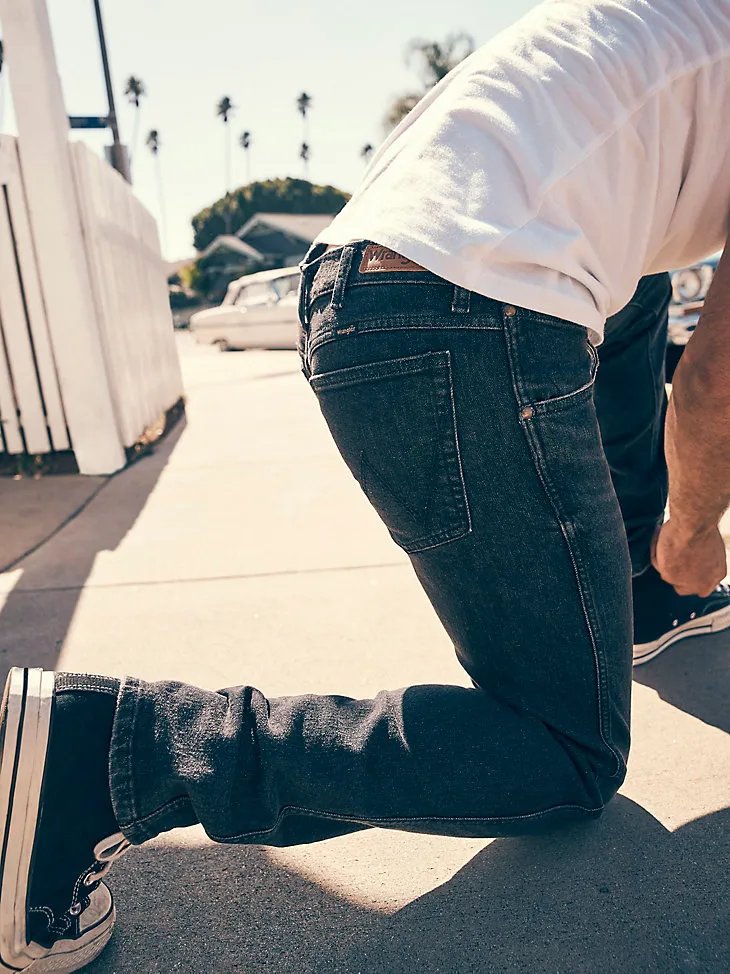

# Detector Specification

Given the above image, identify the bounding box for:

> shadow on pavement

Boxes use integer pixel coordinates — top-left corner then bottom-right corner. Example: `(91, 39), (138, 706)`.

(88, 797), (728, 973)
(634, 629), (730, 735)
(0, 421), (185, 685)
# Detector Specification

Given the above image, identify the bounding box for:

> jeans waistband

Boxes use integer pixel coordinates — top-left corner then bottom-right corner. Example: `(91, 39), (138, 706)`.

(300, 241), (487, 328)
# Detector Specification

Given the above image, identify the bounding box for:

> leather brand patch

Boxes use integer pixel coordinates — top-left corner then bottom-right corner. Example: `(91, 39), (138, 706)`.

(359, 245), (425, 274)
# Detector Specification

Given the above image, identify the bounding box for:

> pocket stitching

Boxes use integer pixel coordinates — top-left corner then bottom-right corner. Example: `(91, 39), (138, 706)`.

(526, 343), (599, 415)
(311, 351), (472, 554)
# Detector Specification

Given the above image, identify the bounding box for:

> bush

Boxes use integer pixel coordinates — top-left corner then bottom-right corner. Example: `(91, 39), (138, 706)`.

(191, 177), (350, 252)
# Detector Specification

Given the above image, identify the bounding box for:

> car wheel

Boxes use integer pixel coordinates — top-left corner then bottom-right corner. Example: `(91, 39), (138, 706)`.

(215, 339), (230, 352)
(673, 268), (703, 302)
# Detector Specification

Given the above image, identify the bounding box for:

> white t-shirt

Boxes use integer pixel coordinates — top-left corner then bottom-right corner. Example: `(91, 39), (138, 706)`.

(319, 0), (730, 342)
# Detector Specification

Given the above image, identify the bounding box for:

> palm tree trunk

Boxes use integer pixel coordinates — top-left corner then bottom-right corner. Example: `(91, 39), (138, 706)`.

(300, 112), (309, 179)
(224, 121), (232, 233)
(130, 107), (141, 172)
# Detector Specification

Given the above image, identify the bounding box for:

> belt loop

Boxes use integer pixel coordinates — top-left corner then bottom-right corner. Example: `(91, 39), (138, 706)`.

(297, 269), (311, 328)
(451, 286), (471, 314)
(331, 244), (357, 310)
(297, 242), (328, 328)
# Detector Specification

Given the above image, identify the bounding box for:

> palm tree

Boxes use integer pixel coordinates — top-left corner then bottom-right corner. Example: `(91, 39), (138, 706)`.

(146, 129), (167, 254)
(296, 92), (312, 135)
(300, 142), (310, 177)
(407, 32), (475, 86)
(360, 143), (374, 165)
(123, 75), (146, 168)
(239, 130), (252, 184)
(387, 32), (475, 130)
(385, 94), (421, 131)
(296, 92), (312, 175)
(216, 96), (235, 230)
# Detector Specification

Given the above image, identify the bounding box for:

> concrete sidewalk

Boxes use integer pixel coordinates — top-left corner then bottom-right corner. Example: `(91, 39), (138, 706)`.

(0, 333), (728, 973)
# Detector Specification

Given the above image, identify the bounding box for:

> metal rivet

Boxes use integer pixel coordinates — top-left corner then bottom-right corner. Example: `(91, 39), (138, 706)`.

(504, 305), (517, 317)
(521, 406), (534, 420)
(672, 619), (678, 627)
(690, 612), (696, 620)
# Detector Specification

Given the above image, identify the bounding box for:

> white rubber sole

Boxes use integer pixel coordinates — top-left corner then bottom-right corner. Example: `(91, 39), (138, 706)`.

(0, 668), (115, 972)
(633, 601), (730, 666)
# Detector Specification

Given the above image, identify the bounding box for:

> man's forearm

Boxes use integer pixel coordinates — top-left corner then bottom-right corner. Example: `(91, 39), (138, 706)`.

(665, 368), (730, 539)
(664, 241), (730, 540)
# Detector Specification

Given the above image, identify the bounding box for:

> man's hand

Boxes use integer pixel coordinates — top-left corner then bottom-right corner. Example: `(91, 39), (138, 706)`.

(652, 520), (727, 597)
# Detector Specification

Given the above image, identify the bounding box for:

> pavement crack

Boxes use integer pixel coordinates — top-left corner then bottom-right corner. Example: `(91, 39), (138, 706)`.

(4, 561), (407, 595)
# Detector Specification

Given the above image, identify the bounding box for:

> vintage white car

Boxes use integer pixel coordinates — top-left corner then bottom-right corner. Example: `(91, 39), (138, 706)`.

(189, 266), (300, 351)
(666, 253), (720, 379)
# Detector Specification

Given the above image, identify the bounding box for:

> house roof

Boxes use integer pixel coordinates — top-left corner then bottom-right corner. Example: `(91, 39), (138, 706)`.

(200, 235), (264, 261)
(236, 213), (335, 243)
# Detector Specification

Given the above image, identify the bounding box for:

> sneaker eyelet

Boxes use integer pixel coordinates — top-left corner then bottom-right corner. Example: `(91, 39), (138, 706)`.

(83, 872), (98, 887)
(68, 902), (83, 916)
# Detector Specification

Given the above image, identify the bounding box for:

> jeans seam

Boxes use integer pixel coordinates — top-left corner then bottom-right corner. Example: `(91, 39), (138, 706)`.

(520, 421), (621, 778)
(109, 677), (142, 829)
(445, 350), (473, 538)
(55, 682), (118, 695)
(208, 802), (604, 843)
(528, 344), (599, 413)
(530, 381), (597, 415)
(118, 795), (196, 836)
(501, 319), (622, 780)
(308, 322), (503, 359)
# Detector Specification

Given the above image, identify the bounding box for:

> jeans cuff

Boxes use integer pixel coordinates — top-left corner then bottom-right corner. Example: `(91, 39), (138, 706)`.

(108, 676), (198, 845)
(108, 676), (143, 842)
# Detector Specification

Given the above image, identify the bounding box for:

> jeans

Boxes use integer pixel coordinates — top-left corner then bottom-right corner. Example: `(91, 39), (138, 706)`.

(108, 243), (671, 847)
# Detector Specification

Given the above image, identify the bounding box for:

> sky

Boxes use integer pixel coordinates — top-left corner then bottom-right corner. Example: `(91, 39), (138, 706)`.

(1, 0), (540, 259)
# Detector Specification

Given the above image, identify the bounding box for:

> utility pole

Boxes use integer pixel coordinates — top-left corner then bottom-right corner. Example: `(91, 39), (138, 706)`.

(92, 0), (130, 181)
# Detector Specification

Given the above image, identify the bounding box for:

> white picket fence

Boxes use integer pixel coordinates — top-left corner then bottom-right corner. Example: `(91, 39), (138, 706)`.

(71, 141), (183, 450)
(0, 134), (183, 471)
(0, 134), (70, 456)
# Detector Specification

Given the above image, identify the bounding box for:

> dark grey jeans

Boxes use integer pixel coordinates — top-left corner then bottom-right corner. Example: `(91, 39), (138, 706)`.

(109, 243), (671, 847)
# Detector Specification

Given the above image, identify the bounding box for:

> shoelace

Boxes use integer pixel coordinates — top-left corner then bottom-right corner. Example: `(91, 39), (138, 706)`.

(68, 833), (132, 918)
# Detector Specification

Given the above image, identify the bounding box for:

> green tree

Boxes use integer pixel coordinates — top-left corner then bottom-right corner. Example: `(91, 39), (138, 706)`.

(191, 177), (350, 252)
(123, 75), (146, 166)
(239, 130), (252, 183)
(386, 32), (475, 130)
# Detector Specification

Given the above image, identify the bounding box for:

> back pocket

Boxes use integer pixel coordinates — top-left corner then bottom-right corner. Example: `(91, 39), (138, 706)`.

(310, 351), (471, 553)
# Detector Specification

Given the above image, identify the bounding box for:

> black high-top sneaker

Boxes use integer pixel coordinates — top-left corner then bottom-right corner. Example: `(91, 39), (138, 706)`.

(633, 565), (730, 666)
(0, 668), (131, 972)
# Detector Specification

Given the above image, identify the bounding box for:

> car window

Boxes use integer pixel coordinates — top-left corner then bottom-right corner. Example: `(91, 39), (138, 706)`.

(272, 274), (300, 300)
(222, 284), (241, 306)
(235, 283), (273, 307)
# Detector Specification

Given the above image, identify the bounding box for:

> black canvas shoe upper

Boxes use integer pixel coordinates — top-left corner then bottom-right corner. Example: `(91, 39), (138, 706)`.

(633, 564), (730, 645)
(26, 674), (124, 948)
